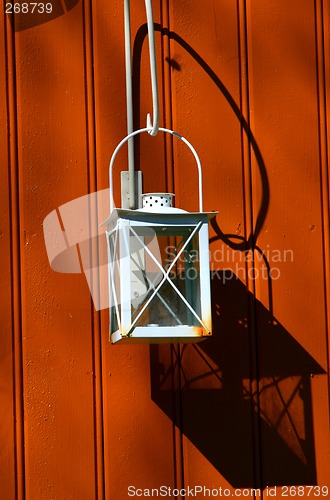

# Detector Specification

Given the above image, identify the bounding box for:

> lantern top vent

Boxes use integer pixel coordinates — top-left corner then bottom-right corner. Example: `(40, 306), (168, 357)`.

(139, 192), (188, 214)
(142, 192), (173, 209)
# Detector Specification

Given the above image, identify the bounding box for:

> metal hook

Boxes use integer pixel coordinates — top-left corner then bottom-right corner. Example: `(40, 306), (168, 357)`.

(124, 0), (159, 139)
(144, 0), (159, 136)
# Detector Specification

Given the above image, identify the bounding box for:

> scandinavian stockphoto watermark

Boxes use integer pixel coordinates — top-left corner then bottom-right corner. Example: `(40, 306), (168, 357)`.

(43, 189), (294, 311)
(209, 245), (294, 284)
(165, 244), (294, 283)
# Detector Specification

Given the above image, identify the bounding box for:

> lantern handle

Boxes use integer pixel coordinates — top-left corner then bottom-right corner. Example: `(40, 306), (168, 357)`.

(109, 127), (204, 213)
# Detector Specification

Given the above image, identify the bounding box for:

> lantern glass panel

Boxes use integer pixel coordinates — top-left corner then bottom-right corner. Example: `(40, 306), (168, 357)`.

(108, 230), (121, 334)
(129, 225), (201, 329)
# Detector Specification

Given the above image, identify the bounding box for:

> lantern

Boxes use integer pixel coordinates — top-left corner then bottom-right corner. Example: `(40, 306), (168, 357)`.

(102, 128), (216, 343)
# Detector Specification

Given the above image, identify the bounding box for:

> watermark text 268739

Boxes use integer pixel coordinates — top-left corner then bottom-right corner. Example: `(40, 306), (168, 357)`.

(5, 3), (53, 14)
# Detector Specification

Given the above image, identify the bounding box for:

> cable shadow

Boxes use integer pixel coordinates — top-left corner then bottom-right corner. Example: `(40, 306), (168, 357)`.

(132, 23), (269, 251)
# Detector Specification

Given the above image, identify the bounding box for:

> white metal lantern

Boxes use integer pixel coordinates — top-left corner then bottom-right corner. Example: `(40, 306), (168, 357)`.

(102, 128), (216, 344)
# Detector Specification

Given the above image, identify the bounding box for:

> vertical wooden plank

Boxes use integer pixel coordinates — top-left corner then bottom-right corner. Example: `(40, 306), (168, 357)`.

(0, 12), (19, 500)
(311, 0), (330, 487)
(168, 0), (259, 491)
(247, 0), (330, 490)
(157, 1), (186, 492)
(237, 0), (263, 489)
(12, 4), (98, 498)
(92, 0), (180, 497)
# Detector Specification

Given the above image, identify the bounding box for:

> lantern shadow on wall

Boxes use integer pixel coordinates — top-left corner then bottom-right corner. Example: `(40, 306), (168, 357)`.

(150, 272), (326, 488)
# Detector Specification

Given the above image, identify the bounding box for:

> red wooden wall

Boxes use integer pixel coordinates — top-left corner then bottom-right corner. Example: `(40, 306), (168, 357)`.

(1, 1), (329, 499)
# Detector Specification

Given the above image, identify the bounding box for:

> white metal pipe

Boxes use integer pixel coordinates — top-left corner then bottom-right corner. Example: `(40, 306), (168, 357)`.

(123, 0), (160, 208)
(124, 0), (135, 208)
(109, 127), (204, 213)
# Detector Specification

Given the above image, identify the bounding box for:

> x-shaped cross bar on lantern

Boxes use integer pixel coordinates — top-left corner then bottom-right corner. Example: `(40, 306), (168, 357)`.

(125, 221), (209, 335)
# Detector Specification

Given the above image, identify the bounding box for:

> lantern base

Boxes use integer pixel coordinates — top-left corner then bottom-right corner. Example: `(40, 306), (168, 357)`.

(110, 326), (212, 344)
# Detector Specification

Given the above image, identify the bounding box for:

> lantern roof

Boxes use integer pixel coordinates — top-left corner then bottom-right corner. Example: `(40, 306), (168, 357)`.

(101, 208), (217, 228)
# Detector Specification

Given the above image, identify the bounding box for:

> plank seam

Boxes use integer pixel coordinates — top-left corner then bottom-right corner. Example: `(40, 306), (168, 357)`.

(237, 0), (263, 492)
(4, 14), (26, 500)
(81, 0), (106, 498)
(165, 2), (185, 496)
